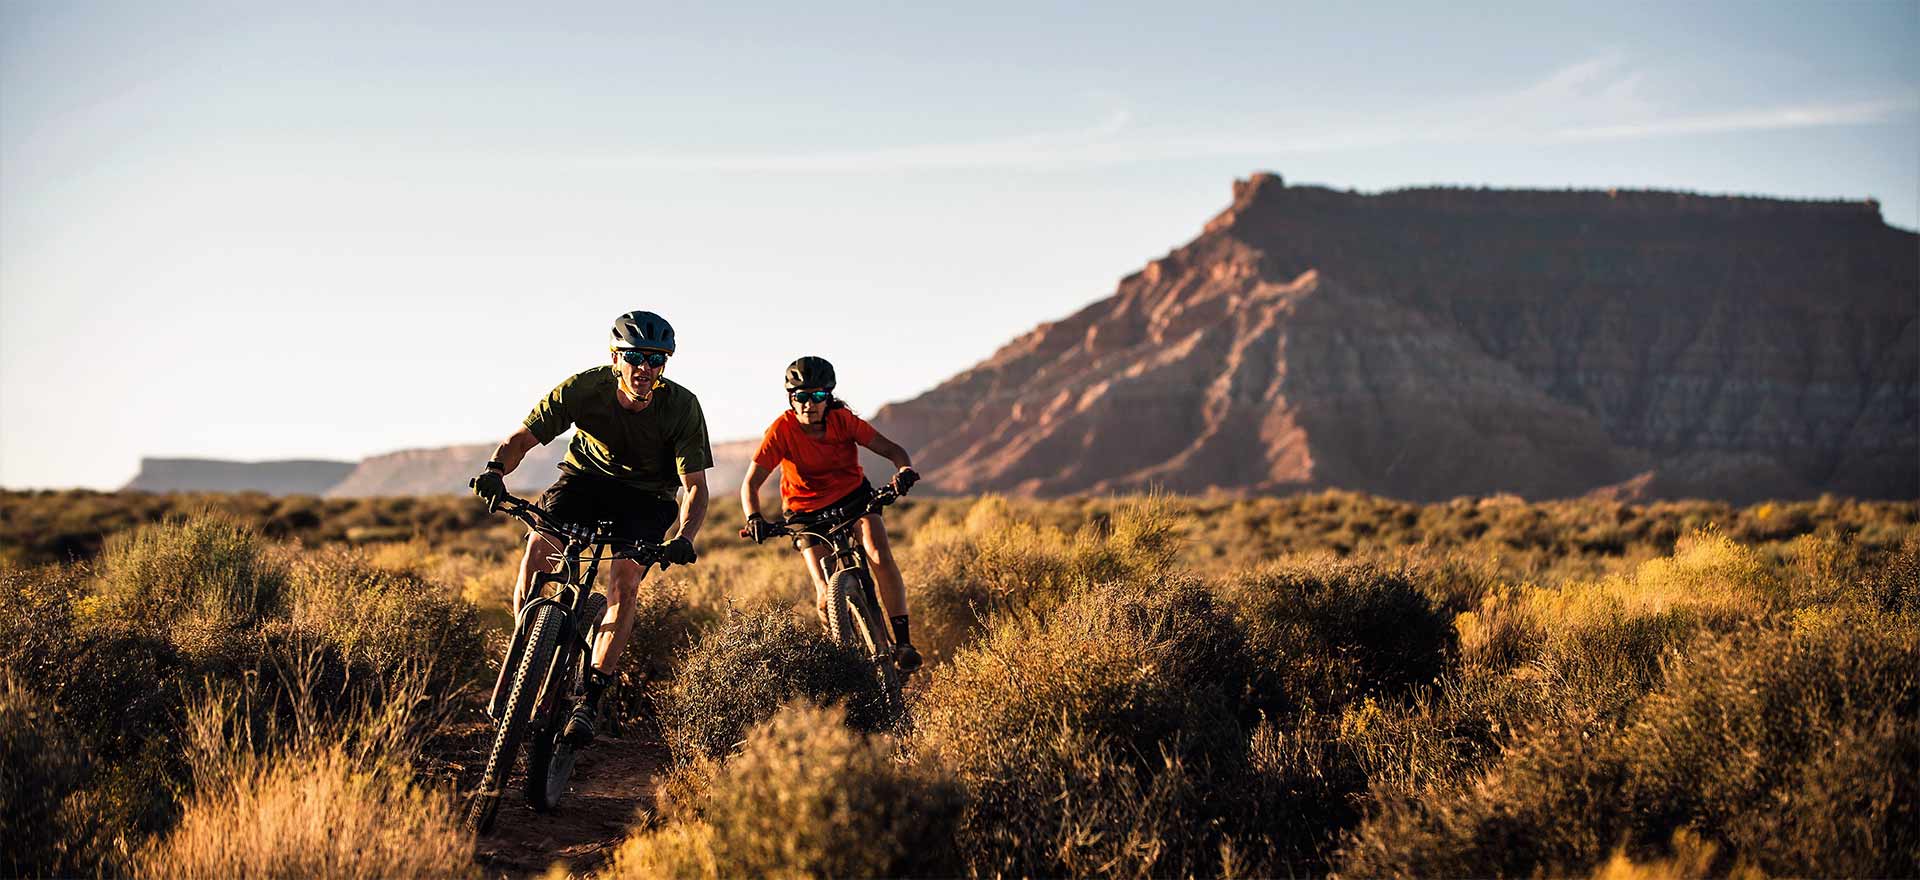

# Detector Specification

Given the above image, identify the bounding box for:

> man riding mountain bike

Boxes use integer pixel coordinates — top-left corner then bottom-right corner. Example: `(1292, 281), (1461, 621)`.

(471, 310), (712, 745)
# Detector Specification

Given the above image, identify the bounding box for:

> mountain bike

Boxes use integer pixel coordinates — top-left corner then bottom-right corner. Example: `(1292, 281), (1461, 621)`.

(466, 490), (667, 834)
(747, 485), (910, 724)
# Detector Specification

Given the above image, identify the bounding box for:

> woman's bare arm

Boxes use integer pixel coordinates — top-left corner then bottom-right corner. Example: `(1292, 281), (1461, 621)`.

(741, 461), (774, 519)
(861, 432), (913, 471)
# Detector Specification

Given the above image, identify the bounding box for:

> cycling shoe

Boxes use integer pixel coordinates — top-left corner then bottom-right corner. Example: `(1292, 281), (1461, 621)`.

(561, 702), (597, 746)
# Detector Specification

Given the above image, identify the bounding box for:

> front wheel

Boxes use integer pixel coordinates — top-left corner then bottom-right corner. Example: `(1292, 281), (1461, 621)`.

(825, 567), (859, 648)
(829, 568), (907, 726)
(467, 602), (566, 834)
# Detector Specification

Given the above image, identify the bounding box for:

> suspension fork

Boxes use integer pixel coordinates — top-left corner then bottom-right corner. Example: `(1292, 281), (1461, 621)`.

(552, 538), (609, 697)
(487, 541), (593, 720)
(820, 534), (867, 578)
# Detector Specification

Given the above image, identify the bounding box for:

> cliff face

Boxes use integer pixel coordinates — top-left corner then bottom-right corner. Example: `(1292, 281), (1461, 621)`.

(126, 436), (760, 498)
(872, 174), (1918, 502)
(324, 441), (565, 498)
(124, 458), (357, 496)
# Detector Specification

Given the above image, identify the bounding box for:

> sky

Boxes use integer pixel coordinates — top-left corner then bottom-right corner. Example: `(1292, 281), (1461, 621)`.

(2, 1), (1916, 489)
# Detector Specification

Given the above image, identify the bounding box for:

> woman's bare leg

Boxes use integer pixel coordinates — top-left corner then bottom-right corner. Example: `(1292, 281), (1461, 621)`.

(801, 542), (832, 626)
(859, 515), (908, 621)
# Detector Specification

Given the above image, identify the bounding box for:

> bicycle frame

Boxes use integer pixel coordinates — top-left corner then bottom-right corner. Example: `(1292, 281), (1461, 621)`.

(794, 520), (873, 580)
(781, 485), (900, 583)
(486, 498), (664, 722)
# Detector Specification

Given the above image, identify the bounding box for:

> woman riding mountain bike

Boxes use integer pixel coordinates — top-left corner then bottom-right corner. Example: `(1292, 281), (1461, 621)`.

(739, 356), (924, 673)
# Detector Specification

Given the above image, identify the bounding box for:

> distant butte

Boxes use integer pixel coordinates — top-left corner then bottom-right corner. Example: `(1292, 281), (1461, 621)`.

(868, 173), (1918, 502)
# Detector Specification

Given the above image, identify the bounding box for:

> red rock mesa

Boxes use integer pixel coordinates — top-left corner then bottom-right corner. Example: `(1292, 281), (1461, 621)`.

(870, 174), (1918, 502)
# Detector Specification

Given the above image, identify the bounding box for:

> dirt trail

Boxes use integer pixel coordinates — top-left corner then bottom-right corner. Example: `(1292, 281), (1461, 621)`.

(437, 721), (671, 879)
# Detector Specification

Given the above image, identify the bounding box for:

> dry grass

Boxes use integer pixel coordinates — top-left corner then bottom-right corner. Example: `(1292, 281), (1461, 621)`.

(905, 493), (1183, 659)
(652, 602), (886, 763)
(140, 746), (474, 880)
(1218, 554), (1457, 715)
(92, 512), (288, 631)
(138, 662), (474, 880)
(1586, 830), (1759, 880)
(1339, 599), (1920, 877)
(3, 491), (1915, 878)
(915, 576), (1276, 877)
(0, 672), (105, 878)
(607, 702), (962, 880)
(1451, 529), (1797, 719)
(284, 546), (489, 695)
(0, 513), (488, 877)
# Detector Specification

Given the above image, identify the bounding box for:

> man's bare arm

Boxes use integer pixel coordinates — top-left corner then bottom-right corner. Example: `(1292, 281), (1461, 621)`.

(490, 427), (542, 474)
(674, 470), (710, 543)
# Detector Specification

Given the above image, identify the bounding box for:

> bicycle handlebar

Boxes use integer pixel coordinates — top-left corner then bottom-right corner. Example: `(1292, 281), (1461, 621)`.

(740, 485), (903, 543)
(486, 491), (670, 564)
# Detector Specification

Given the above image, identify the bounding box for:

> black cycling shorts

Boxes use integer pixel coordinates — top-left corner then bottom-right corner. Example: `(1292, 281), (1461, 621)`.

(536, 467), (679, 544)
(784, 479), (875, 547)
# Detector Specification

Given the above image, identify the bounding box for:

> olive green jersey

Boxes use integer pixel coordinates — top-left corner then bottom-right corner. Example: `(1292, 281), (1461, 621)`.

(523, 367), (714, 501)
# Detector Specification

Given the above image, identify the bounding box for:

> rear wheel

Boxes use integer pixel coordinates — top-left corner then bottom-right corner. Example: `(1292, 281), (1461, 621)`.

(525, 722), (580, 812)
(466, 602), (565, 834)
(526, 592), (607, 812)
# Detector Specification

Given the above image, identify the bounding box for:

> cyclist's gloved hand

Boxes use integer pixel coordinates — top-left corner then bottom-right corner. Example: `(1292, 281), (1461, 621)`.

(742, 514), (778, 544)
(470, 471), (507, 510)
(890, 467), (920, 496)
(660, 535), (698, 568)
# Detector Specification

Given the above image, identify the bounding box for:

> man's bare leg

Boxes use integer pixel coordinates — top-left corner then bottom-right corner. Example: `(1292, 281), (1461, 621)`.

(564, 557), (643, 744)
(513, 531), (563, 613)
(590, 559), (644, 676)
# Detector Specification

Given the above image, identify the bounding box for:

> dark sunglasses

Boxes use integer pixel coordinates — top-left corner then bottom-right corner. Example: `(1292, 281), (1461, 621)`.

(791, 389), (832, 404)
(617, 350), (670, 368)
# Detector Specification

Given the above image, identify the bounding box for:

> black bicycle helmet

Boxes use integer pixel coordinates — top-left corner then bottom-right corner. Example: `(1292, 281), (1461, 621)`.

(784, 356), (836, 391)
(611, 310), (676, 353)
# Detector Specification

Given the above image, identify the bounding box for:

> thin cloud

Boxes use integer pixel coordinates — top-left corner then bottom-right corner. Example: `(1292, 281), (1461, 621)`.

(599, 56), (1916, 172)
(1555, 96), (1920, 140)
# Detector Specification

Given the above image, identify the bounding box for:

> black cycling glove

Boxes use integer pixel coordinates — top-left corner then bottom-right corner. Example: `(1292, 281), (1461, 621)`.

(661, 535), (698, 567)
(891, 467), (920, 495)
(742, 514), (779, 544)
(469, 471), (507, 510)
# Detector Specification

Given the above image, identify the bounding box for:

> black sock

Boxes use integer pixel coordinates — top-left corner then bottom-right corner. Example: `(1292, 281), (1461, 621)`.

(583, 669), (612, 708)
(890, 615), (911, 646)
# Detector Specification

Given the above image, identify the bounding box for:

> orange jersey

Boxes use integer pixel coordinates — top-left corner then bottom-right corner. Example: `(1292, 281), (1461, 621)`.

(753, 408), (878, 512)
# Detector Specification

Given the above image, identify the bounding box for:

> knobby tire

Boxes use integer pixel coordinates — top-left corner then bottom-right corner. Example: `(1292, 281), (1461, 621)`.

(829, 568), (907, 725)
(825, 567), (858, 646)
(467, 602), (566, 834)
